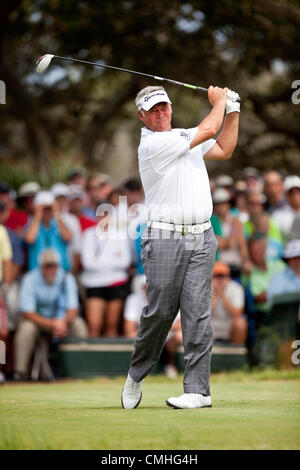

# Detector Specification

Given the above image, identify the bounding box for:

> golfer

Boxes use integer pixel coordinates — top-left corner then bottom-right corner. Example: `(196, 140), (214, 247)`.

(122, 85), (240, 409)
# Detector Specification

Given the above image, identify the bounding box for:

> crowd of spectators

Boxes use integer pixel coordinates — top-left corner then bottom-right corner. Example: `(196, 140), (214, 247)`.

(0, 167), (299, 383)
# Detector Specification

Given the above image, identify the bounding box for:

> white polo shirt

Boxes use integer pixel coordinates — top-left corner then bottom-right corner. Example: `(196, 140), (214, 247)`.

(138, 126), (215, 224)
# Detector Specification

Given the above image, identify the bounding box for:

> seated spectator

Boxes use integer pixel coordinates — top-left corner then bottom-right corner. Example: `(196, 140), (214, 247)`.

(24, 191), (72, 271)
(244, 190), (283, 260)
(215, 174), (235, 200)
(83, 173), (113, 220)
(17, 181), (40, 219)
(232, 181), (249, 223)
(0, 291), (7, 384)
(0, 182), (28, 234)
(243, 233), (286, 331)
(51, 183), (82, 273)
(213, 188), (252, 277)
(268, 239), (300, 305)
(14, 249), (87, 380)
(123, 274), (182, 378)
(272, 176), (300, 242)
(211, 261), (247, 344)
(263, 170), (289, 214)
(80, 211), (132, 337)
(68, 185), (96, 232)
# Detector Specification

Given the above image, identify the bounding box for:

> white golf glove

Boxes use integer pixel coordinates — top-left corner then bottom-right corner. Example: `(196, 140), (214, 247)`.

(226, 89), (240, 114)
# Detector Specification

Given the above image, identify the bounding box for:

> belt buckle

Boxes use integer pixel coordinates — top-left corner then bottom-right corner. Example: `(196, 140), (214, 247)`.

(182, 225), (188, 235)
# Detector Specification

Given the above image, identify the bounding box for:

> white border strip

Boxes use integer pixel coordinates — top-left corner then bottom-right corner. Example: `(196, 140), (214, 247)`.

(59, 343), (247, 355)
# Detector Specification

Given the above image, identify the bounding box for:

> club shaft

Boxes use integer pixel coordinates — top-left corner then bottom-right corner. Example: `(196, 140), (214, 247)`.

(52, 55), (208, 94)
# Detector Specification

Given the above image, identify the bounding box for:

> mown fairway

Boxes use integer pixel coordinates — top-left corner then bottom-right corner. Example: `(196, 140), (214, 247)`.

(0, 370), (299, 450)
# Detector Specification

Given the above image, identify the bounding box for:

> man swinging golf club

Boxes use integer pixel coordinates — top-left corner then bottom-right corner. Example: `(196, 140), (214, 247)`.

(122, 84), (240, 409)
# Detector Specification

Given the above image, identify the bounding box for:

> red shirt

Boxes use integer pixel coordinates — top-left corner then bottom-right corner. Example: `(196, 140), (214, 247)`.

(79, 215), (97, 232)
(5, 208), (28, 233)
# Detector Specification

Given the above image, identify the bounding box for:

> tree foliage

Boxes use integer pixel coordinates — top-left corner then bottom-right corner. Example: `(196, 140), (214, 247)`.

(0, 0), (299, 182)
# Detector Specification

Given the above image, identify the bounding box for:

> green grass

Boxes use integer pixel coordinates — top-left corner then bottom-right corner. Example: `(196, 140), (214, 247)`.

(0, 370), (300, 450)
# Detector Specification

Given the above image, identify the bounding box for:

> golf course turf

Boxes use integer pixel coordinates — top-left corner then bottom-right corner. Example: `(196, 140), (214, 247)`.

(0, 369), (299, 450)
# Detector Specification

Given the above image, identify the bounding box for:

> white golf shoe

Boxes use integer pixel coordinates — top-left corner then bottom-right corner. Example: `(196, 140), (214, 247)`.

(121, 374), (143, 409)
(166, 393), (212, 409)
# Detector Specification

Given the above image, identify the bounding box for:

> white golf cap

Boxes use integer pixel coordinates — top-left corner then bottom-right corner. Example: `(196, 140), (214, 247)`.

(34, 190), (55, 207)
(212, 187), (231, 204)
(18, 181), (41, 198)
(284, 175), (300, 192)
(282, 239), (300, 259)
(38, 249), (61, 266)
(215, 174), (234, 187)
(68, 184), (85, 200)
(51, 183), (70, 198)
(137, 90), (172, 111)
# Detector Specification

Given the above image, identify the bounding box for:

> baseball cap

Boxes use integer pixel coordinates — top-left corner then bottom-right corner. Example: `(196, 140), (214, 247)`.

(215, 174), (234, 187)
(51, 183), (70, 198)
(34, 190), (55, 207)
(137, 89), (172, 111)
(18, 181), (41, 198)
(212, 187), (231, 204)
(282, 239), (300, 260)
(213, 261), (230, 276)
(38, 249), (60, 266)
(68, 184), (85, 200)
(242, 167), (260, 179)
(284, 176), (300, 193)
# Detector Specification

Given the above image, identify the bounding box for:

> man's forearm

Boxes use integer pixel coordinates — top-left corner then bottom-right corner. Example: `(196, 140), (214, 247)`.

(23, 312), (53, 331)
(216, 112), (239, 159)
(190, 99), (226, 149)
(65, 308), (78, 324)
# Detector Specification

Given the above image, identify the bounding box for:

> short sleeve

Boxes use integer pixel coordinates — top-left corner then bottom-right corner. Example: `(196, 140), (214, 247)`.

(202, 138), (216, 156)
(148, 132), (190, 174)
(65, 273), (79, 310)
(19, 274), (36, 313)
(226, 281), (245, 309)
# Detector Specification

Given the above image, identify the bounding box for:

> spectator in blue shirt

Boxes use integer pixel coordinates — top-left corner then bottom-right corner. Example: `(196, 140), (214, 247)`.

(23, 191), (72, 271)
(14, 249), (87, 379)
(268, 239), (300, 305)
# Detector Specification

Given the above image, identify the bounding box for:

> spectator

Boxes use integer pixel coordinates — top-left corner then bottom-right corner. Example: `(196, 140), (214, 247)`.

(242, 167), (263, 193)
(0, 182), (28, 234)
(66, 167), (87, 189)
(232, 181), (249, 223)
(51, 183), (82, 273)
(84, 173), (113, 220)
(80, 211), (131, 337)
(123, 275), (182, 378)
(268, 239), (300, 304)
(263, 170), (289, 214)
(122, 177), (145, 208)
(24, 191), (72, 271)
(17, 181), (40, 219)
(0, 214), (13, 286)
(272, 176), (300, 241)
(244, 190), (283, 260)
(0, 291), (7, 383)
(215, 174), (235, 199)
(213, 188), (252, 277)
(68, 185), (96, 232)
(211, 261), (247, 344)
(243, 233), (286, 331)
(14, 249), (87, 380)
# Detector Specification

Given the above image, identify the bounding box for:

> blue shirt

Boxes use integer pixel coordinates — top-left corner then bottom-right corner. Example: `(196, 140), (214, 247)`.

(19, 267), (78, 318)
(25, 219), (70, 271)
(267, 267), (300, 304)
(7, 228), (24, 267)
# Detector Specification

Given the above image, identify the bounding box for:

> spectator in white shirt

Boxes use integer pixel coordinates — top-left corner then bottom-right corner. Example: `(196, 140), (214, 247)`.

(80, 210), (132, 337)
(272, 176), (300, 241)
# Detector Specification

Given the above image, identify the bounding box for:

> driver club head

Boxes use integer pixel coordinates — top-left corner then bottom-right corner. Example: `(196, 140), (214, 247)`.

(36, 54), (54, 72)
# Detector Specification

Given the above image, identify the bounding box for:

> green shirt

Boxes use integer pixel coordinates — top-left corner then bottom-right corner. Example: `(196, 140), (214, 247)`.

(245, 259), (286, 312)
(210, 214), (222, 260)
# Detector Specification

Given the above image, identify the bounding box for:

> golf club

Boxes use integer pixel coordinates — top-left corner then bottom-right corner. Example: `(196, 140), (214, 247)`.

(35, 54), (240, 102)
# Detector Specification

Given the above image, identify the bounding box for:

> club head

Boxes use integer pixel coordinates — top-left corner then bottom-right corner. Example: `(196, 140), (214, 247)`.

(36, 54), (54, 73)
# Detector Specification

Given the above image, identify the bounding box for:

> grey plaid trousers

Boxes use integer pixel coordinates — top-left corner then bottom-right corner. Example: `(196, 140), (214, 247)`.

(129, 226), (218, 395)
